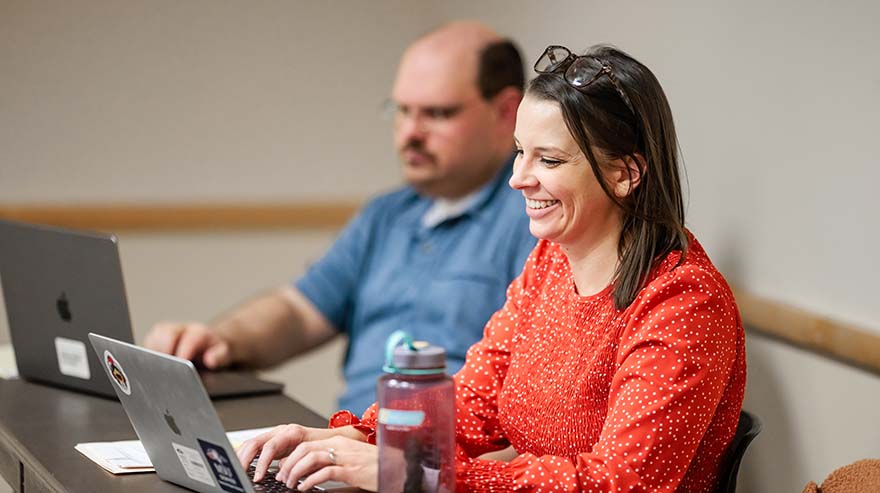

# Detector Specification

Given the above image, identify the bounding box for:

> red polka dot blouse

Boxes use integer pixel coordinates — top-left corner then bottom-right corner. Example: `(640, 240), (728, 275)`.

(334, 232), (746, 492)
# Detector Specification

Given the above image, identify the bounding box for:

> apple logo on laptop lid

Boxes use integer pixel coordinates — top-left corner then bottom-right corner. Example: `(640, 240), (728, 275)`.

(164, 409), (182, 436)
(56, 292), (72, 322)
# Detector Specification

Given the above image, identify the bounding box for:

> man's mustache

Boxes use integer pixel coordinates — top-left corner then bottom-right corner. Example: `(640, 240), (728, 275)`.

(400, 141), (436, 162)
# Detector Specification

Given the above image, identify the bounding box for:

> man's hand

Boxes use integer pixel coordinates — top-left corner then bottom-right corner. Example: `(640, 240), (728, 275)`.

(143, 322), (232, 369)
(144, 286), (337, 370)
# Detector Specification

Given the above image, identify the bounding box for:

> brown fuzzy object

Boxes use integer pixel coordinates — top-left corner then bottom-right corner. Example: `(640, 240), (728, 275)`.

(802, 459), (880, 493)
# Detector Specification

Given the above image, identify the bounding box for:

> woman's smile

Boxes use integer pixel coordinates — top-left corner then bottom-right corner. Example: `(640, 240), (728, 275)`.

(525, 198), (560, 218)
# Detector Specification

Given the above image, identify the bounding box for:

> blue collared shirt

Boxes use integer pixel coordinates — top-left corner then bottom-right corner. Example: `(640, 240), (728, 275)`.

(295, 160), (536, 414)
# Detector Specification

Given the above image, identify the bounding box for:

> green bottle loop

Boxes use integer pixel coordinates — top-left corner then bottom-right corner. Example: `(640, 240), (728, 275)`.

(382, 330), (444, 375)
(383, 330), (415, 373)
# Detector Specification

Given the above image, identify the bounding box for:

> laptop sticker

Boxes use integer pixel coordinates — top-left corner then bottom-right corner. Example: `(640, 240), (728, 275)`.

(103, 350), (131, 395)
(55, 337), (91, 379)
(173, 442), (216, 487)
(198, 439), (246, 493)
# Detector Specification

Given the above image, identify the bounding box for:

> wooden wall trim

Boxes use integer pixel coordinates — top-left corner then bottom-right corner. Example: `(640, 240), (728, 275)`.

(0, 202), (361, 231)
(733, 287), (880, 375)
(2, 203), (879, 374)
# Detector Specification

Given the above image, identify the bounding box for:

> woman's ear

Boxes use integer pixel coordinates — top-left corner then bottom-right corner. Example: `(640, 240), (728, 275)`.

(611, 154), (645, 198)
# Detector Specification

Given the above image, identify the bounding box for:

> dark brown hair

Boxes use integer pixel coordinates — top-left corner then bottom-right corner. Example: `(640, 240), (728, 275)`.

(477, 39), (525, 100)
(527, 45), (688, 310)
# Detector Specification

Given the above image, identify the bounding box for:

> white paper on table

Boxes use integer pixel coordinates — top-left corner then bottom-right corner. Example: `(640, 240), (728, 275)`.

(75, 440), (153, 474)
(225, 426), (274, 449)
(0, 344), (18, 380)
(75, 426), (275, 475)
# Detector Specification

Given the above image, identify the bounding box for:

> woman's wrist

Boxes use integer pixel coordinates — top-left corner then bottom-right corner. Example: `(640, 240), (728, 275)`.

(335, 425), (368, 442)
(299, 424), (365, 444)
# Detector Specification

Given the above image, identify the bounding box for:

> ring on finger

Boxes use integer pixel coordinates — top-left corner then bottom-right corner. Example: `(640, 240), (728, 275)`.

(327, 447), (337, 466)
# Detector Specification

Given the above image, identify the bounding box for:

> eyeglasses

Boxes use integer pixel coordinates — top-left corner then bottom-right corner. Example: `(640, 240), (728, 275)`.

(382, 99), (467, 133)
(534, 45), (635, 115)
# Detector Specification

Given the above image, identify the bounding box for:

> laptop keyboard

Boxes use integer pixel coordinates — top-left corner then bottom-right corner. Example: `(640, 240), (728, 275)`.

(246, 461), (344, 492)
(247, 462), (294, 492)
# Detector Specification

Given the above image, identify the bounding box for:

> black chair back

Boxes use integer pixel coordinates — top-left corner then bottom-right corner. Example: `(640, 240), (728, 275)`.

(715, 410), (763, 493)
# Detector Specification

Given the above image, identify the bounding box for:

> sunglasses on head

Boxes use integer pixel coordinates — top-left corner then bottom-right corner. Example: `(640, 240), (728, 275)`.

(534, 45), (635, 115)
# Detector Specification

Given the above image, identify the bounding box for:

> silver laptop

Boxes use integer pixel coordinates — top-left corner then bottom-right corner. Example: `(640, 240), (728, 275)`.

(0, 219), (283, 399)
(88, 333), (358, 493)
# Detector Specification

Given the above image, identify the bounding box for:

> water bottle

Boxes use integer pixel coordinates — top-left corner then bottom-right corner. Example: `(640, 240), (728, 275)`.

(377, 331), (455, 493)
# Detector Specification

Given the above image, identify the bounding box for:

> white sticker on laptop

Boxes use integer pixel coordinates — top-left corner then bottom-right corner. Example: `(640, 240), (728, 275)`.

(172, 442), (216, 487)
(103, 350), (131, 395)
(54, 337), (90, 380)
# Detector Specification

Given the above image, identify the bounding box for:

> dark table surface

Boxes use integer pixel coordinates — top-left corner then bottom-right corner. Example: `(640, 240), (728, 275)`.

(0, 377), (327, 492)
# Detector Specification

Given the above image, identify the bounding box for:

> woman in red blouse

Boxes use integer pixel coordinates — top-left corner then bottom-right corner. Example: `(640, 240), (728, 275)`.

(239, 45), (746, 493)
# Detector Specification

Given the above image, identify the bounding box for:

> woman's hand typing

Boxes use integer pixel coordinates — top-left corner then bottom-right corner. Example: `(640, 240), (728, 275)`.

(236, 423), (377, 491)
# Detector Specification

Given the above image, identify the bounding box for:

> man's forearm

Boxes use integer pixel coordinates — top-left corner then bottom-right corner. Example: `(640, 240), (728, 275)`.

(211, 287), (336, 369)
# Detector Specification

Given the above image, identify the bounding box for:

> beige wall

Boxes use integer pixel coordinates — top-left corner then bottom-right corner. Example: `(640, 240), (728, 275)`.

(2, 2), (880, 492)
(1, 0), (435, 203)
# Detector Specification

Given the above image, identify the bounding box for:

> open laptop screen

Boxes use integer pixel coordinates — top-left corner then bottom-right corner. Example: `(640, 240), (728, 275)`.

(0, 219), (283, 399)
(0, 219), (132, 397)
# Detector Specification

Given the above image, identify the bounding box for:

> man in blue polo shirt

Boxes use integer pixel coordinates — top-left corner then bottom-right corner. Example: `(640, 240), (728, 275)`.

(144, 21), (536, 415)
